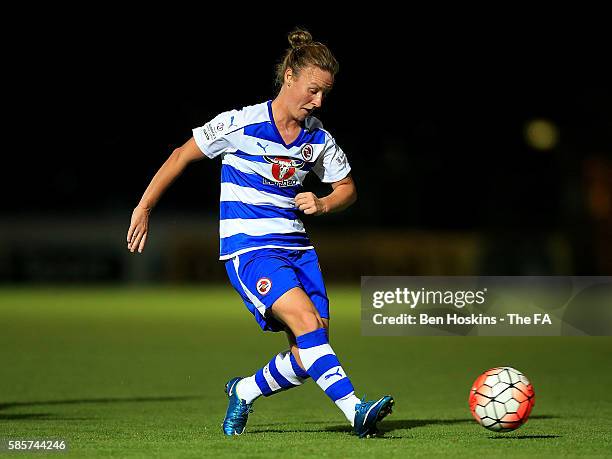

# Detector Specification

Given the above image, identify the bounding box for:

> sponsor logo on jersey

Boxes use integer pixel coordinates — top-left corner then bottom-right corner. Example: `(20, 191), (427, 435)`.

(301, 143), (313, 161)
(264, 156), (305, 182)
(256, 277), (272, 295)
(204, 123), (217, 140)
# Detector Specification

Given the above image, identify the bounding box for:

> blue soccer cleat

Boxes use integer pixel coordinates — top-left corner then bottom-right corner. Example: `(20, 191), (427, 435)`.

(353, 395), (394, 438)
(222, 377), (253, 436)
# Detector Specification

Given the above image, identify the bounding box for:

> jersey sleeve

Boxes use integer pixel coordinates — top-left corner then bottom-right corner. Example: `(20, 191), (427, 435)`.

(192, 110), (238, 159)
(312, 133), (351, 183)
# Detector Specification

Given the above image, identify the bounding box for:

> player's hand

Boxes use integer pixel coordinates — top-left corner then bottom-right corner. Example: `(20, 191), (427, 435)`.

(127, 206), (150, 253)
(295, 192), (327, 216)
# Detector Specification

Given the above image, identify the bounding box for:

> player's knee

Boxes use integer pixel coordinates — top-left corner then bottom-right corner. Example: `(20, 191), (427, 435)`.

(296, 310), (323, 334)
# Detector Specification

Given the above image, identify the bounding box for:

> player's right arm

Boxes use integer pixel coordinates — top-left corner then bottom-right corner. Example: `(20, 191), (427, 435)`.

(127, 137), (204, 253)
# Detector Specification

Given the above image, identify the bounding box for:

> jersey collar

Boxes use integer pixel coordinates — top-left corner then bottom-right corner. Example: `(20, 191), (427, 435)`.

(267, 100), (305, 149)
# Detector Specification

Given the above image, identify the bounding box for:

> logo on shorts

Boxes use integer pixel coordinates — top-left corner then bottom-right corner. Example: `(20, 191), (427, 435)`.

(301, 143), (313, 161)
(256, 277), (272, 295)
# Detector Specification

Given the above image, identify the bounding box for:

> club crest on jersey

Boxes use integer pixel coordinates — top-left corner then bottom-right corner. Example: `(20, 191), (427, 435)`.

(256, 277), (272, 295)
(263, 156), (304, 185)
(301, 143), (313, 161)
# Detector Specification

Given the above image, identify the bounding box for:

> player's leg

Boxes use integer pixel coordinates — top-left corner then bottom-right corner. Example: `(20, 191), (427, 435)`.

(271, 287), (366, 425)
(233, 345), (310, 404)
(223, 343), (311, 436)
(222, 250), (313, 435)
(229, 318), (327, 410)
(232, 318), (328, 405)
(277, 250), (394, 437)
(287, 318), (328, 371)
(225, 250), (315, 401)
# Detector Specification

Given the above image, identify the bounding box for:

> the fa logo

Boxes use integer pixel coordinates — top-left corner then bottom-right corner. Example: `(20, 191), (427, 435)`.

(264, 156), (305, 181)
(301, 143), (313, 161)
(256, 277), (272, 295)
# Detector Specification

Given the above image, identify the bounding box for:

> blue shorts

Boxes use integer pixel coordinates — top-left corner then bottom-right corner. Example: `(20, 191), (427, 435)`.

(225, 248), (329, 332)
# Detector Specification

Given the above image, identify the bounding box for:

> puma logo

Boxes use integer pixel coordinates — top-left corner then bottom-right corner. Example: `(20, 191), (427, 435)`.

(324, 368), (343, 380)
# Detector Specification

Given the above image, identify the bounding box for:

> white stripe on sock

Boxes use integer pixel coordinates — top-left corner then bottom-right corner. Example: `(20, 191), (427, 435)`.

(262, 363), (281, 391)
(298, 343), (334, 370)
(275, 351), (305, 386)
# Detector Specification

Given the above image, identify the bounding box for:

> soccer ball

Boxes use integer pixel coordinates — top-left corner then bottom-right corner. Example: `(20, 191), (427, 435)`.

(469, 366), (535, 432)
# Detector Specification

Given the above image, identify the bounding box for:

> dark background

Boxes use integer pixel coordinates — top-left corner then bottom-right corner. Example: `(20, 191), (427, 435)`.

(2, 14), (611, 281)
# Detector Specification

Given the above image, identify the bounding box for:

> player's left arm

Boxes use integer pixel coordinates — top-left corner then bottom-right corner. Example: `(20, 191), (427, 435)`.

(295, 174), (357, 216)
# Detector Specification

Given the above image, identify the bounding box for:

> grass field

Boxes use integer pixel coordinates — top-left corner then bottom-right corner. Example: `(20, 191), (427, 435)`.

(1, 286), (611, 458)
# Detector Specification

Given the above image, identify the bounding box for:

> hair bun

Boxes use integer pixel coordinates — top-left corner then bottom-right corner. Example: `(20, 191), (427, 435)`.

(288, 29), (313, 49)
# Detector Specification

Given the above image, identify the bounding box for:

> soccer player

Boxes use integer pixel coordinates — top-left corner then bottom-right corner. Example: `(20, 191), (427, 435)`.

(126, 28), (394, 438)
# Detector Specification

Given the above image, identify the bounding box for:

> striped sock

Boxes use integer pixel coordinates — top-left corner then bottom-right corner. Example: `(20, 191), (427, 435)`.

(296, 328), (361, 425)
(236, 350), (309, 404)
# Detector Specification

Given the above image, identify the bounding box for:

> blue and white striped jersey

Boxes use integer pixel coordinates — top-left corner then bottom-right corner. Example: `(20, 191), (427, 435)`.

(193, 100), (351, 260)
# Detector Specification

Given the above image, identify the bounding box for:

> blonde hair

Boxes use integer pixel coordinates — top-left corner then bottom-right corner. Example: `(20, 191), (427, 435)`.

(275, 28), (339, 88)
